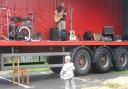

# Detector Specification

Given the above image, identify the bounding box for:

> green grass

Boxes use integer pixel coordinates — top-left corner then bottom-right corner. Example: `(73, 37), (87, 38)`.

(112, 69), (128, 75)
(0, 68), (50, 76)
(28, 68), (49, 72)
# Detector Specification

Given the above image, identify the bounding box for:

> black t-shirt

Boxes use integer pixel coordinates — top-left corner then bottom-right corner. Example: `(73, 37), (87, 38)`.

(56, 6), (67, 21)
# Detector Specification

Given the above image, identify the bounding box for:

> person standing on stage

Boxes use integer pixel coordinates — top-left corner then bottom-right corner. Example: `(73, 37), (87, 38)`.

(54, 0), (67, 39)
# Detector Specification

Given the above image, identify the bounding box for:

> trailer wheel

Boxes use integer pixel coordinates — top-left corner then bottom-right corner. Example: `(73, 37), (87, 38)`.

(114, 47), (128, 70)
(72, 48), (91, 76)
(47, 56), (63, 74)
(94, 47), (112, 72)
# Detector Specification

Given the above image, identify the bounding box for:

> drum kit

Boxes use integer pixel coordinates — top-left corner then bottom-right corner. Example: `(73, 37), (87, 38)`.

(9, 13), (35, 40)
(0, 0), (37, 41)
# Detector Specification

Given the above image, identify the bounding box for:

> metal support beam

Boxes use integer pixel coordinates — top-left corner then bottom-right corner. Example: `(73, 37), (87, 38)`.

(3, 64), (63, 70)
(0, 52), (70, 70)
(1, 54), (4, 70)
(2, 52), (70, 57)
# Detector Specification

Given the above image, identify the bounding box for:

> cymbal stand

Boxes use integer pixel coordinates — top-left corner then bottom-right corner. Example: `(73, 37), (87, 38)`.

(31, 13), (35, 36)
(12, 0), (16, 40)
(0, 2), (9, 40)
(0, 3), (2, 39)
(28, 12), (36, 39)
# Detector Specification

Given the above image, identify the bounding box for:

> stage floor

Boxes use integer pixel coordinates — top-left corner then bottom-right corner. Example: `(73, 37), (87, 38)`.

(0, 40), (127, 47)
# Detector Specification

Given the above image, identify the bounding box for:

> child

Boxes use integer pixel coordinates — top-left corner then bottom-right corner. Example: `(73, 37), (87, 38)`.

(60, 55), (76, 89)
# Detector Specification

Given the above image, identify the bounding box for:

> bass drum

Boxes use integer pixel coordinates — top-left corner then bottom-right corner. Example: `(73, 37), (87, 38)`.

(18, 26), (31, 40)
(9, 24), (18, 40)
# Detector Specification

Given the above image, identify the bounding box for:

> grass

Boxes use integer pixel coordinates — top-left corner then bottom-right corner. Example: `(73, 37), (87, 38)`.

(0, 68), (50, 75)
(82, 86), (110, 89)
(112, 69), (128, 75)
(28, 68), (50, 72)
(82, 69), (128, 89)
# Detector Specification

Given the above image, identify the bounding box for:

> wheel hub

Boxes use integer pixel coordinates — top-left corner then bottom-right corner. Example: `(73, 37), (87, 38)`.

(100, 54), (107, 66)
(119, 54), (126, 65)
(78, 55), (87, 69)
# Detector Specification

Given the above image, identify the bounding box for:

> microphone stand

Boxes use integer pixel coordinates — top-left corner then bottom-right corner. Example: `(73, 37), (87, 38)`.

(6, 0), (10, 40)
(12, 0), (16, 40)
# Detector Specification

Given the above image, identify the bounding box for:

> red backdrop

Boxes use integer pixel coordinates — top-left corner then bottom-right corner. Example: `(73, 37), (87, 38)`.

(0, 0), (124, 40)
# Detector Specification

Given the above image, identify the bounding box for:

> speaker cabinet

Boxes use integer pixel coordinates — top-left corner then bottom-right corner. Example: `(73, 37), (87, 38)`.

(102, 26), (114, 36)
(102, 26), (114, 41)
(83, 31), (93, 40)
(50, 28), (59, 40)
(61, 30), (67, 41)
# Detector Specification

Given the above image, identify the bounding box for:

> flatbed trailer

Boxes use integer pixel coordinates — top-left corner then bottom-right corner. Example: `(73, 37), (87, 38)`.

(0, 0), (128, 76)
(0, 40), (128, 76)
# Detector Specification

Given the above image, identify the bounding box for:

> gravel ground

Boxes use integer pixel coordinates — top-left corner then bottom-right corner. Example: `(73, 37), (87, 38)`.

(0, 70), (127, 89)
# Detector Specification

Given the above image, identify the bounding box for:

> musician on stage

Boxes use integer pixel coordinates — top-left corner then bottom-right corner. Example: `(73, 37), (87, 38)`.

(55, 0), (67, 39)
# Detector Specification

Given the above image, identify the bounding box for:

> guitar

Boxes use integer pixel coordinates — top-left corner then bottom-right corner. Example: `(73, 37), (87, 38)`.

(69, 30), (76, 41)
(69, 9), (76, 41)
(54, 10), (64, 22)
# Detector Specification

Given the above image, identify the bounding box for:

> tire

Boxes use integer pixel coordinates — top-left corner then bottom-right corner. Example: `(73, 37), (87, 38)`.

(94, 47), (112, 73)
(72, 48), (91, 76)
(47, 56), (63, 74)
(0, 58), (1, 71)
(114, 47), (128, 70)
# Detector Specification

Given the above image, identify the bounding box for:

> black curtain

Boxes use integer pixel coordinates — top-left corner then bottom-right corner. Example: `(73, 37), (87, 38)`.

(124, 0), (128, 36)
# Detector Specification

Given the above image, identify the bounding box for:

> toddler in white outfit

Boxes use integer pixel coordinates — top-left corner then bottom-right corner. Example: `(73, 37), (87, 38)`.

(60, 56), (76, 89)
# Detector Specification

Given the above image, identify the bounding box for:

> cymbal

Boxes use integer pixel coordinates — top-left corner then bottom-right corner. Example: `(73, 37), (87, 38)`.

(10, 16), (23, 23)
(28, 12), (37, 15)
(0, 8), (7, 10)
(3, 15), (12, 18)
